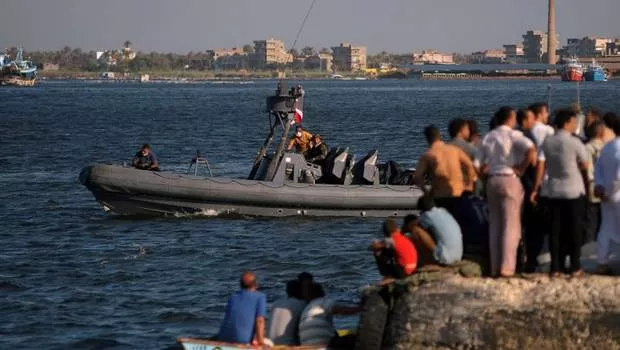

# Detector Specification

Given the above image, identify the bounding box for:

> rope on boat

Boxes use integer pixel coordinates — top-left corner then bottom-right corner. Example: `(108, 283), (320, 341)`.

(290, 0), (318, 53)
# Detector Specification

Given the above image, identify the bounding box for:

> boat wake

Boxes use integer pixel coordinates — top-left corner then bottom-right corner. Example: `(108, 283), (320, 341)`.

(171, 208), (226, 218)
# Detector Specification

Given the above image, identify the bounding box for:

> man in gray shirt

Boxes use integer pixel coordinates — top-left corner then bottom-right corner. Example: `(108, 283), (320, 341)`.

(449, 118), (480, 194)
(531, 109), (589, 277)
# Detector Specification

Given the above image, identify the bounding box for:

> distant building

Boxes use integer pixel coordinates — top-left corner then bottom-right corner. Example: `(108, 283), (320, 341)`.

(559, 37), (612, 58)
(206, 47), (248, 70)
(503, 44), (525, 63)
(522, 30), (559, 63)
(207, 47), (245, 60)
(578, 37), (611, 57)
(331, 43), (367, 71)
(471, 49), (506, 64)
(253, 38), (293, 67)
(606, 39), (620, 56)
(305, 52), (333, 71)
(503, 44), (524, 57)
(412, 50), (454, 64)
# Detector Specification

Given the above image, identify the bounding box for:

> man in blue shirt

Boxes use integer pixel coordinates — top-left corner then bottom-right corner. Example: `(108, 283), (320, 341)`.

(217, 272), (267, 346)
(404, 196), (463, 267)
(132, 144), (159, 171)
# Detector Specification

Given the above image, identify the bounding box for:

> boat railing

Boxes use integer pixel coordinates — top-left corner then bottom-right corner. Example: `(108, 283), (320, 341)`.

(187, 150), (213, 177)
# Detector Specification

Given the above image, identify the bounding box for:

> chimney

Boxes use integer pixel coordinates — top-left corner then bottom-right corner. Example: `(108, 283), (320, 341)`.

(547, 0), (557, 64)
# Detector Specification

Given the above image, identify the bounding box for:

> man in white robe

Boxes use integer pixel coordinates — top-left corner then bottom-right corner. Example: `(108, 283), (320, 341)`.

(594, 123), (620, 274)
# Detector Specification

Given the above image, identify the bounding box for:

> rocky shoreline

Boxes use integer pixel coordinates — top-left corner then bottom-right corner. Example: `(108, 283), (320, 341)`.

(382, 273), (620, 350)
(355, 242), (620, 350)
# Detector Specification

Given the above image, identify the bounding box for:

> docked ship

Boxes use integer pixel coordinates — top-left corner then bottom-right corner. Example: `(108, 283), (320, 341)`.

(560, 57), (584, 82)
(0, 47), (38, 86)
(79, 82), (424, 218)
(584, 59), (608, 82)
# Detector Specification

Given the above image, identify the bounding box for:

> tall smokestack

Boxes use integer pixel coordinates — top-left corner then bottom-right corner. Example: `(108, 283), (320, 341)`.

(547, 0), (557, 64)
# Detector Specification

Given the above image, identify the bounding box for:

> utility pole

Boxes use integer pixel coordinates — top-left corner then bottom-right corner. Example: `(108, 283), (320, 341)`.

(547, 0), (557, 64)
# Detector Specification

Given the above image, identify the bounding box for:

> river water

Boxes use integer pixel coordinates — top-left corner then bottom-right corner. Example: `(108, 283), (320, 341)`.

(1, 79), (619, 349)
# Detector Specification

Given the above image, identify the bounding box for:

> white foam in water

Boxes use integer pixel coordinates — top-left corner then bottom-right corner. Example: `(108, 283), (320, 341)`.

(172, 209), (222, 218)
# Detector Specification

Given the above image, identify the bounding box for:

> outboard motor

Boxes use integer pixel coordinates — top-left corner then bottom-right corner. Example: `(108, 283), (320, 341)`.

(323, 147), (350, 184)
(354, 150), (380, 185)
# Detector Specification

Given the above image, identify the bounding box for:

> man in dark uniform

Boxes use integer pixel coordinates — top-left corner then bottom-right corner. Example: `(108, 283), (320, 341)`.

(305, 134), (329, 166)
(132, 144), (160, 171)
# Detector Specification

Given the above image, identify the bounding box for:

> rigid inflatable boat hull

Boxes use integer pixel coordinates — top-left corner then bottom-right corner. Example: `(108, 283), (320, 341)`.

(80, 164), (423, 217)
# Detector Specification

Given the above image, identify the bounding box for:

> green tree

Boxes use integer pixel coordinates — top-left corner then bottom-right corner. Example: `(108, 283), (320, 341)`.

(243, 44), (254, 54)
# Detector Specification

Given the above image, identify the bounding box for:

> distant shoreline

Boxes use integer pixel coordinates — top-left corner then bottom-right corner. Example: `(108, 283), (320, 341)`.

(36, 70), (588, 82)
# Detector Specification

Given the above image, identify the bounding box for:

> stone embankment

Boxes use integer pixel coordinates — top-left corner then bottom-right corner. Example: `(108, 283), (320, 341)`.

(383, 273), (620, 350)
(356, 243), (620, 350)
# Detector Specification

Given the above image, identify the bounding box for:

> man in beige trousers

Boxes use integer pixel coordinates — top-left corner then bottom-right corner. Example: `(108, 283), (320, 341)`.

(481, 106), (536, 277)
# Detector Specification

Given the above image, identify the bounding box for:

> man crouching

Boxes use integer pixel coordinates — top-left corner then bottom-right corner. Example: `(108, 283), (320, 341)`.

(369, 218), (418, 285)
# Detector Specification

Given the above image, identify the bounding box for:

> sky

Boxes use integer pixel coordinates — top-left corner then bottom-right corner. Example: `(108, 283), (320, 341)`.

(1, 0), (618, 54)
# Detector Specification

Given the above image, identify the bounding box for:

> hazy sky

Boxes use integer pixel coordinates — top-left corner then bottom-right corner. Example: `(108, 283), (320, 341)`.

(1, 0), (618, 54)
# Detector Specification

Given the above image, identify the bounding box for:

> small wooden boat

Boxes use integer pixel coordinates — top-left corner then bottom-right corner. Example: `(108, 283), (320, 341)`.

(176, 338), (326, 350)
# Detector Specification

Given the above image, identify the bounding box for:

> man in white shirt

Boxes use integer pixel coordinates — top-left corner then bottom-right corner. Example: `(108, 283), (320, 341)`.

(298, 284), (360, 346)
(481, 106), (536, 277)
(267, 280), (307, 345)
(594, 114), (620, 275)
(529, 102), (555, 150)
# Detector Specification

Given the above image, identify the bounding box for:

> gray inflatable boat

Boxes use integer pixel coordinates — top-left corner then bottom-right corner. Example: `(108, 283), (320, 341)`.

(79, 83), (423, 217)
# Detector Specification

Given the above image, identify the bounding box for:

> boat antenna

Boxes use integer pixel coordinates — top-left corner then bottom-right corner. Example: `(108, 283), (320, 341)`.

(290, 0), (318, 54)
(279, 0), (317, 81)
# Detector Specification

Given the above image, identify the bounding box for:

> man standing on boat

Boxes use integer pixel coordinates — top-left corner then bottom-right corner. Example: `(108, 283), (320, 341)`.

(287, 126), (313, 154)
(132, 144), (159, 171)
(217, 271), (268, 346)
(305, 134), (329, 166)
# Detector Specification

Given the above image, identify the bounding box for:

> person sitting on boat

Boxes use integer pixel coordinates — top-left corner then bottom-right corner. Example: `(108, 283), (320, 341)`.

(369, 218), (418, 285)
(217, 271), (270, 346)
(132, 144), (160, 171)
(287, 126), (313, 154)
(298, 283), (360, 347)
(305, 134), (329, 166)
(402, 196), (463, 269)
(267, 280), (308, 345)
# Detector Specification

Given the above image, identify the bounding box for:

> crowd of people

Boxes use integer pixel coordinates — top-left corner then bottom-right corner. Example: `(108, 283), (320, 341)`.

(376, 103), (620, 282)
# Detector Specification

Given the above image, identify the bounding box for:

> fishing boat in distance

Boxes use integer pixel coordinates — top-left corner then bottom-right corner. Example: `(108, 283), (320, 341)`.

(0, 47), (38, 86)
(79, 81), (424, 218)
(584, 59), (608, 82)
(560, 57), (584, 82)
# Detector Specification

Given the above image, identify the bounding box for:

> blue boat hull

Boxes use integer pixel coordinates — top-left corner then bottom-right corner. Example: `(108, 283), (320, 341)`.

(584, 70), (607, 82)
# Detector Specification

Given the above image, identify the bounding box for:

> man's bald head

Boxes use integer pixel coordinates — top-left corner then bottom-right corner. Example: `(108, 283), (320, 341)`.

(240, 271), (257, 290)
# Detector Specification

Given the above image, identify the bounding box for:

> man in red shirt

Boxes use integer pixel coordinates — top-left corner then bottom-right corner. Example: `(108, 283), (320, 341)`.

(369, 218), (418, 285)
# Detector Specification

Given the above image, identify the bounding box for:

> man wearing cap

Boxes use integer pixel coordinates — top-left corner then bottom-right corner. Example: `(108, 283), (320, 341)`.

(287, 126), (313, 154)
(217, 271), (268, 346)
(305, 134), (329, 166)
